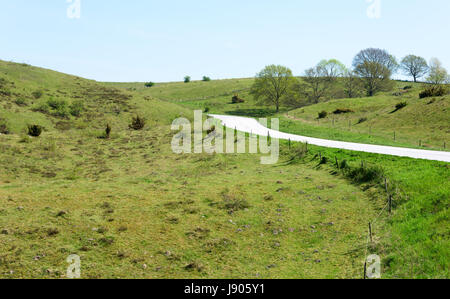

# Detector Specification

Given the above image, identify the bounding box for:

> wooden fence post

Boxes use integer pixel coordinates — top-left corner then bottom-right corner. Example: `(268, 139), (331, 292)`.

(369, 222), (373, 243)
(384, 178), (388, 193)
(388, 195), (392, 214)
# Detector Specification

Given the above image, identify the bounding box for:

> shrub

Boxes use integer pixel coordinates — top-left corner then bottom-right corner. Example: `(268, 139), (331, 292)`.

(346, 164), (384, 184)
(219, 189), (250, 213)
(0, 77), (6, 88)
(129, 115), (146, 130)
(47, 98), (67, 110)
(0, 121), (9, 134)
(32, 90), (43, 99)
(27, 125), (43, 137)
(69, 100), (84, 117)
(403, 85), (413, 90)
(206, 125), (216, 135)
(14, 98), (28, 106)
(318, 111), (328, 119)
(419, 85), (447, 99)
(105, 124), (111, 139)
(395, 102), (407, 111)
(231, 94), (245, 104)
(145, 82), (155, 88)
(333, 108), (354, 114)
(32, 102), (50, 114)
(202, 76), (211, 82)
(204, 107), (210, 113)
(357, 117), (368, 124)
(184, 76), (191, 83)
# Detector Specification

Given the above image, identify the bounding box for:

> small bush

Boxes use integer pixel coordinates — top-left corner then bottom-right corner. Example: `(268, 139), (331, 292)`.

(206, 125), (216, 135)
(129, 115), (146, 130)
(202, 76), (211, 82)
(14, 98), (28, 106)
(419, 85), (447, 99)
(145, 82), (155, 88)
(231, 94), (245, 104)
(0, 122), (9, 134)
(318, 111), (328, 119)
(47, 98), (67, 110)
(219, 189), (250, 213)
(346, 165), (384, 184)
(27, 125), (43, 137)
(32, 102), (50, 114)
(204, 107), (210, 113)
(395, 102), (407, 111)
(403, 85), (413, 90)
(184, 76), (191, 83)
(339, 159), (349, 170)
(32, 90), (43, 99)
(69, 100), (84, 117)
(333, 108), (354, 114)
(105, 124), (111, 139)
(0, 77), (6, 88)
(357, 117), (368, 124)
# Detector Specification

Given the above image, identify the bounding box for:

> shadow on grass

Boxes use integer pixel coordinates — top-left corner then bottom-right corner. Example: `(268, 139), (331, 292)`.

(224, 108), (285, 118)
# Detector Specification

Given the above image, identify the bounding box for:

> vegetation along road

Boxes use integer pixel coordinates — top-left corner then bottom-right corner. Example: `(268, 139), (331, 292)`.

(210, 114), (450, 163)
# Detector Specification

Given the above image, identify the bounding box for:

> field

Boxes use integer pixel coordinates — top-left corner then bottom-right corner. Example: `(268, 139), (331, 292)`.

(0, 61), (448, 278)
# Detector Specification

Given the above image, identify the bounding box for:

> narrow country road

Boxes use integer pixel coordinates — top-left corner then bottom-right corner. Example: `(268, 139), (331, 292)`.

(209, 114), (450, 163)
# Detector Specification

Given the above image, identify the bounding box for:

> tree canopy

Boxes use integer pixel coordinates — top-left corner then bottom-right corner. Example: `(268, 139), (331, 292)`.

(250, 65), (297, 112)
(400, 55), (429, 82)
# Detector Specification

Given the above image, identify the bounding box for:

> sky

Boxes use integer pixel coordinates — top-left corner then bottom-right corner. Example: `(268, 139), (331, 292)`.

(1, 0), (449, 82)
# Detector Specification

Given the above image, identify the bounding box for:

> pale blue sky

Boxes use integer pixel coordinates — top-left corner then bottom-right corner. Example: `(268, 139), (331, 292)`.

(1, 0), (449, 82)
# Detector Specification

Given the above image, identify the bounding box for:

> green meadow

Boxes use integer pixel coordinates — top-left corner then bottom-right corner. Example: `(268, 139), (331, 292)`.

(0, 61), (448, 279)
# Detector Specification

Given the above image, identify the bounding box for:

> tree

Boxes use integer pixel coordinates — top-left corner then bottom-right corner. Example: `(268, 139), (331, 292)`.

(202, 76), (211, 82)
(302, 65), (331, 103)
(343, 70), (363, 98)
(145, 82), (155, 87)
(184, 76), (191, 83)
(352, 48), (396, 96)
(400, 55), (429, 82)
(250, 65), (297, 112)
(317, 59), (347, 80)
(427, 58), (448, 85)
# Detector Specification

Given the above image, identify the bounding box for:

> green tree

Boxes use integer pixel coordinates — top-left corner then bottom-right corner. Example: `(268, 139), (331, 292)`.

(343, 70), (363, 98)
(250, 65), (297, 112)
(184, 76), (191, 83)
(317, 59), (347, 80)
(400, 55), (429, 82)
(353, 48), (396, 96)
(302, 65), (330, 103)
(427, 58), (448, 85)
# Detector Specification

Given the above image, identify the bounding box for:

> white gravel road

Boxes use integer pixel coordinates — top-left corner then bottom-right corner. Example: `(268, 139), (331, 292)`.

(209, 114), (450, 163)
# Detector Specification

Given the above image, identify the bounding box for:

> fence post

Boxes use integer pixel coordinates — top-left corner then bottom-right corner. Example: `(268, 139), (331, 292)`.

(335, 156), (339, 168)
(369, 222), (373, 243)
(388, 195), (392, 214)
(289, 138), (291, 149)
(364, 261), (367, 280)
(384, 178), (388, 193)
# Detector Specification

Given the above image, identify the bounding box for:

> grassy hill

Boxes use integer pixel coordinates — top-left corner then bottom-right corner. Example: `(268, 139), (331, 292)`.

(108, 77), (450, 278)
(0, 61), (391, 279)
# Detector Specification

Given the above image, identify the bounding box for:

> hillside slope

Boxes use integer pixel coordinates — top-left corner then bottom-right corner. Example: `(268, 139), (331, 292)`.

(0, 62), (386, 279)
